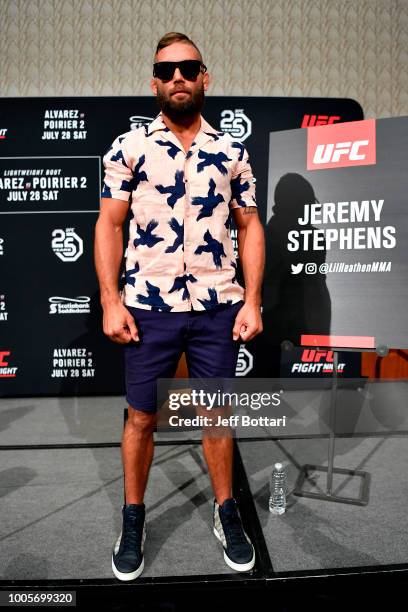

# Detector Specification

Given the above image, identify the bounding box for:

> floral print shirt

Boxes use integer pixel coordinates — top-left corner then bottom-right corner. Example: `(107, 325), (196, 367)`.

(101, 111), (257, 311)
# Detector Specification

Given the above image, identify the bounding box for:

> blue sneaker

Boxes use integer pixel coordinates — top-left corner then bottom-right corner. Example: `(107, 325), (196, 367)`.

(213, 497), (255, 572)
(112, 503), (146, 581)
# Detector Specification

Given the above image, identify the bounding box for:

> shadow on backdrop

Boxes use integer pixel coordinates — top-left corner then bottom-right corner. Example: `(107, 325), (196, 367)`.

(253, 173), (332, 377)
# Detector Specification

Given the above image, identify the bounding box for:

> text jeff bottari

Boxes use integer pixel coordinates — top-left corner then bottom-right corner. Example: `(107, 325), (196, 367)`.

(168, 415), (287, 427)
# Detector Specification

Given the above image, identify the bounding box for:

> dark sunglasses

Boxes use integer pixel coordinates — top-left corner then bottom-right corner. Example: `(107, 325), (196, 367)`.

(153, 60), (207, 81)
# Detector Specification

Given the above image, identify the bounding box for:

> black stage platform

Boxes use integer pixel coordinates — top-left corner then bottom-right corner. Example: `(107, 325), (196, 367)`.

(1, 395), (407, 611)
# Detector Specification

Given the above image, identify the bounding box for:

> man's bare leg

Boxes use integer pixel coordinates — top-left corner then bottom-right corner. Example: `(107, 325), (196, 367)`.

(202, 431), (233, 505)
(202, 407), (255, 572)
(122, 406), (157, 504)
(198, 403), (234, 505)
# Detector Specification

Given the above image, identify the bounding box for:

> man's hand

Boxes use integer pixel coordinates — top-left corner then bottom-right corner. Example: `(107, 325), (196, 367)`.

(232, 301), (263, 342)
(102, 302), (139, 344)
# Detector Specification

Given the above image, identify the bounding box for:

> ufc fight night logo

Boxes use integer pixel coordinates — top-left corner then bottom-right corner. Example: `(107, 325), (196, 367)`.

(307, 119), (376, 170)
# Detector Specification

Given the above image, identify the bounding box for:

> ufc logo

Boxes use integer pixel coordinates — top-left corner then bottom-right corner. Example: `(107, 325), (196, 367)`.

(301, 114), (340, 128)
(313, 140), (369, 164)
(307, 118), (376, 170)
(0, 350), (10, 366)
(301, 350), (333, 363)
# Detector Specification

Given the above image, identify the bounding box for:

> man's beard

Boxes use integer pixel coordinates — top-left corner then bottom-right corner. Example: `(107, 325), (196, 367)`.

(156, 85), (205, 121)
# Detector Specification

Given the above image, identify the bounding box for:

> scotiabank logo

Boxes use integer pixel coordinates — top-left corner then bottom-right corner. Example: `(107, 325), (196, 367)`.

(307, 118), (376, 170)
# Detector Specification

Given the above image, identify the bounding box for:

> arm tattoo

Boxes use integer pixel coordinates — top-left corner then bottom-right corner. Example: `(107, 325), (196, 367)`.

(242, 207), (258, 215)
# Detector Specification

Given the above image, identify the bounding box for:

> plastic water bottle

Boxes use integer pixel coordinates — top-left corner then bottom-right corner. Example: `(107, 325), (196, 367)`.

(269, 462), (286, 514)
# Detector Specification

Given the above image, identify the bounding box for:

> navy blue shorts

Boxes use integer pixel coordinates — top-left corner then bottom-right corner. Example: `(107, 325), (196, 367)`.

(124, 300), (244, 413)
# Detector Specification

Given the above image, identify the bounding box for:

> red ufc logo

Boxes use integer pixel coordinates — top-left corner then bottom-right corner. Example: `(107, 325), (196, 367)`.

(301, 350), (334, 363)
(307, 119), (376, 170)
(0, 351), (11, 366)
(314, 140), (370, 164)
(301, 114), (341, 128)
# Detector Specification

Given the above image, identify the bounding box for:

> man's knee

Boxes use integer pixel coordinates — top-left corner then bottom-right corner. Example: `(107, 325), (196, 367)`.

(126, 404), (157, 433)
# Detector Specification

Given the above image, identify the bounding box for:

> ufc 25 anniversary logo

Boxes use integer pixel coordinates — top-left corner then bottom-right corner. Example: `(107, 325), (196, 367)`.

(307, 119), (376, 170)
(51, 228), (83, 262)
(220, 109), (252, 142)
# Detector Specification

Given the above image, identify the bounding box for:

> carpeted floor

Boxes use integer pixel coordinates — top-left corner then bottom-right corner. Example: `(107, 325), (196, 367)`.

(0, 393), (407, 579)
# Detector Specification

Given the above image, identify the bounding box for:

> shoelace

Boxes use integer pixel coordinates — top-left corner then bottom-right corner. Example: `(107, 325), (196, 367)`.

(221, 511), (248, 547)
(122, 513), (144, 550)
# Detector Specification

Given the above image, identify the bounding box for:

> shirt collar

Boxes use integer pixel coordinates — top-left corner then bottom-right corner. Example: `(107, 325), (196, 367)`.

(146, 111), (219, 136)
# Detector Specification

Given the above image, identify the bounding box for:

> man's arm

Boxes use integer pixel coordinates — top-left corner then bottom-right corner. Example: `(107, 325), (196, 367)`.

(231, 206), (265, 341)
(94, 198), (139, 343)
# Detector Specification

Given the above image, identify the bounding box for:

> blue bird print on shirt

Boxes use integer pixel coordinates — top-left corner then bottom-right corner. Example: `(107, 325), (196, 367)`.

(230, 174), (250, 207)
(128, 154), (148, 190)
(134, 220), (164, 248)
(155, 139), (182, 159)
(231, 141), (245, 161)
(155, 170), (185, 208)
(116, 155), (148, 193)
(231, 260), (238, 283)
(198, 288), (233, 310)
(196, 150), (231, 175)
(110, 149), (129, 167)
(194, 229), (226, 268)
(169, 272), (197, 301)
(125, 262), (140, 287)
(136, 281), (173, 311)
(203, 132), (222, 142)
(101, 182), (112, 198)
(198, 287), (219, 309)
(191, 178), (224, 220)
(165, 218), (184, 253)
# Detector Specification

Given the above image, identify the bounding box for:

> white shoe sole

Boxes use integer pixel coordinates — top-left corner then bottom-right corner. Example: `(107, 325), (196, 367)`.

(213, 525), (255, 572)
(111, 524), (146, 581)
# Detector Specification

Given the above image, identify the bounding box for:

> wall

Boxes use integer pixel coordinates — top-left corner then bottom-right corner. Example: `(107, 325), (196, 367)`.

(0, 0), (407, 118)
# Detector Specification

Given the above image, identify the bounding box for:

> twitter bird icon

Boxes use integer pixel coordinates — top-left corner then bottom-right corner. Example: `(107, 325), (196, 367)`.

(291, 263), (304, 274)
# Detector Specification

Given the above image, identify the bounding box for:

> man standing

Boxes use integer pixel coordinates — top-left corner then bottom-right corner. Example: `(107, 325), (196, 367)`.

(94, 32), (265, 581)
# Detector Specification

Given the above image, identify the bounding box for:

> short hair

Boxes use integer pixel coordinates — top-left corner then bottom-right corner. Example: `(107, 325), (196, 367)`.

(154, 32), (203, 63)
